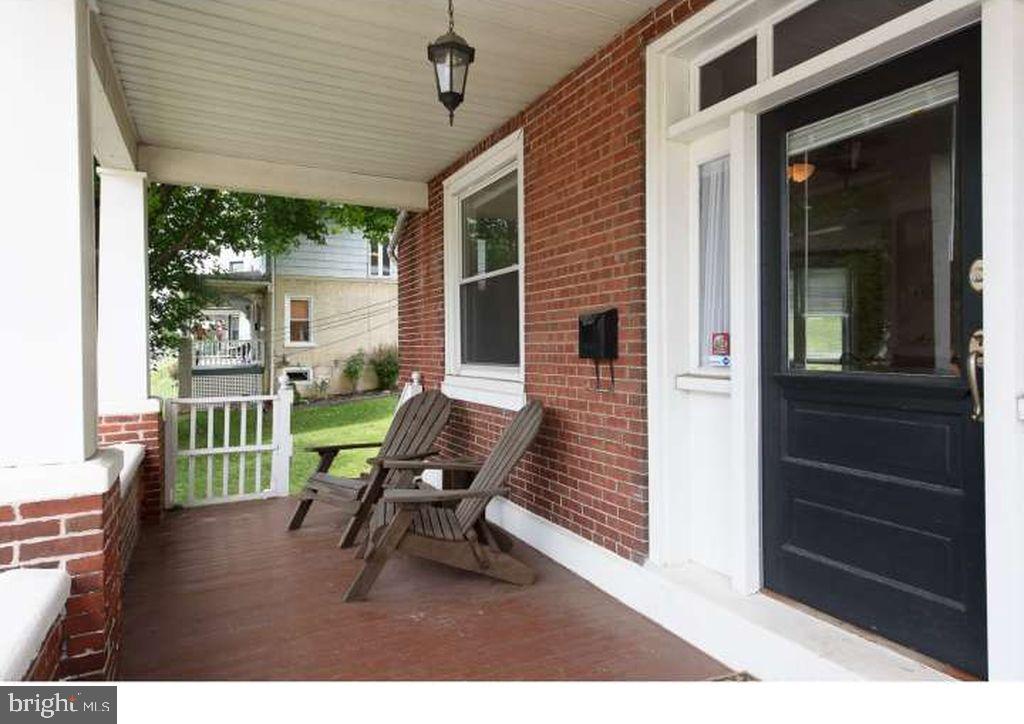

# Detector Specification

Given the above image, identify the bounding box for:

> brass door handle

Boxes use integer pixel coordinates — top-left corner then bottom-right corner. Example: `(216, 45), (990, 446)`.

(968, 330), (984, 422)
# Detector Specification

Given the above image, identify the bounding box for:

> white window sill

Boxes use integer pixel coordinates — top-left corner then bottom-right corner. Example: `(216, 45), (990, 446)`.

(442, 375), (526, 411)
(284, 342), (316, 349)
(675, 372), (732, 395)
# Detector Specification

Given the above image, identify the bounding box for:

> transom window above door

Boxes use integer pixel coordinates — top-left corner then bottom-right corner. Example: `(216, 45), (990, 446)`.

(442, 130), (525, 410)
(685, 0), (935, 116)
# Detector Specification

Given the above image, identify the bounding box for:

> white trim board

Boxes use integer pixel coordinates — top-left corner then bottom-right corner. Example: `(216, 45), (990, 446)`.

(486, 497), (951, 681)
(138, 146), (428, 211)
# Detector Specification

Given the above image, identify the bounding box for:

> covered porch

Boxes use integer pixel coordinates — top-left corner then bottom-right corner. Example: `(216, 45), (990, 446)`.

(5, 0), (1024, 686)
(120, 497), (729, 681)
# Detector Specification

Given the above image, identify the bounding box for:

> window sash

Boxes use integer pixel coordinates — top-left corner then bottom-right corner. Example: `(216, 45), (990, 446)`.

(286, 297), (312, 344)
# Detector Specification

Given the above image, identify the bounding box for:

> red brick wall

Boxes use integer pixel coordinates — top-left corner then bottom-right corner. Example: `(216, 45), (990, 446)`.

(0, 488), (123, 680)
(398, 0), (710, 562)
(24, 615), (65, 681)
(97, 412), (164, 521)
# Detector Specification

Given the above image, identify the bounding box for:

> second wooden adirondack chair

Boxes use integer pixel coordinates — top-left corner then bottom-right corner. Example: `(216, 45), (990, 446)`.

(287, 389), (451, 548)
(343, 400), (544, 602)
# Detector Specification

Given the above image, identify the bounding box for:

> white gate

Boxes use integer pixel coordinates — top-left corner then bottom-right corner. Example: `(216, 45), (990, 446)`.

(163, 376), (294, 508)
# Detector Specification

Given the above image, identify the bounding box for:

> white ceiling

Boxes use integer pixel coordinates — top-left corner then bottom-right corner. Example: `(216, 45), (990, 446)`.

(94, 0), (654, 185)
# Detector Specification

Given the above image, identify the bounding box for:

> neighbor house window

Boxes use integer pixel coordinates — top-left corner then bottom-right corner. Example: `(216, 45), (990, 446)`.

(442, 130), (525, 409)
(368, 242), (395, 278)
(285, 295), (312, 345)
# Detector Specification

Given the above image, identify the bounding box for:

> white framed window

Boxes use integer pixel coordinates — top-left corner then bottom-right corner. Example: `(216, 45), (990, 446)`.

(368, 242), (395, 278)
(284, 294), (314, 347)
(442, 129), (526, 410)
(683, 129), (732, 383)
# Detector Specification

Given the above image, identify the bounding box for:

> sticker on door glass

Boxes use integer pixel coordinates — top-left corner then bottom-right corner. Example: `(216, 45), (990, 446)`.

(709, 332), (731, 367)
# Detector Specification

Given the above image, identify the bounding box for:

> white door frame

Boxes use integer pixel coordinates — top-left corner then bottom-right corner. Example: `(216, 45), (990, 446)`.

(979, 0), (1024, 681)
(646, 0), (1024, 678)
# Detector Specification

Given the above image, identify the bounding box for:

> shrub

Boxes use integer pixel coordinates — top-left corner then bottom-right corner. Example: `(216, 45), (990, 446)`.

(369, 344), (399, 390)
(343, 350), (366, 386)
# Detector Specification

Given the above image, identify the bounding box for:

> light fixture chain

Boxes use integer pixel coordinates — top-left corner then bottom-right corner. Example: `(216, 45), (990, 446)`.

(448, 0), (455, 32)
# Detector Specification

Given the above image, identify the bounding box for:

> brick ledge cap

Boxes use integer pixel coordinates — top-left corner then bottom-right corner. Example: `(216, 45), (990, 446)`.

(98, 397), (162, 417)
(0, 569), (71, 680)
(0, 449), (123, 505)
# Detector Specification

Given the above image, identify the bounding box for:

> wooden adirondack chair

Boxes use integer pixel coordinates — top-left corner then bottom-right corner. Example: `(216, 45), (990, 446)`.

(343, 400), (543, 602)
(287, 389), (451, 549)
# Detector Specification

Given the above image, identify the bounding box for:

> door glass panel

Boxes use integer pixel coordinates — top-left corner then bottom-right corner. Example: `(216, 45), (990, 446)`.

(786, 75), (959, 374)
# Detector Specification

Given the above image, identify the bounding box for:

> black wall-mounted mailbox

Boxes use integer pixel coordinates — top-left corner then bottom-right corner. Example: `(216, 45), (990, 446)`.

(579, 308), (618, 361)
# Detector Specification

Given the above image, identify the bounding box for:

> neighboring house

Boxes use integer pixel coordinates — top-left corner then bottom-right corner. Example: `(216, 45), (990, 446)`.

(181, 230), (397, 397)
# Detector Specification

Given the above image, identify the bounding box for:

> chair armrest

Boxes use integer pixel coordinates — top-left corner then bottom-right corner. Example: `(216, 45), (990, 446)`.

(365, 450), (440, 465)
(383, 487), (509, 505)
(305, 442), (383, 455)
(378, 456), (485, 472)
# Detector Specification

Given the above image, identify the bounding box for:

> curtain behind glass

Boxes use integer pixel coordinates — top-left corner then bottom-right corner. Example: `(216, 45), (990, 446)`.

(699, 157), (730, 367)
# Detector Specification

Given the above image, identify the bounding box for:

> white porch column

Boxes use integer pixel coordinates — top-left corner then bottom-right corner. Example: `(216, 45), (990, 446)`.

(97, 168), (153, 415)
(982, 0), (1024, 681)
(0, 0), (97, 467)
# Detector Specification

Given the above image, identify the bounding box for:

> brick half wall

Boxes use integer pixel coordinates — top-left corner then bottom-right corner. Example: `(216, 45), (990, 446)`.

(0, 408), (163, 680)
(98, 411), (164, 522)
(398, 0), (710, 563)
(1, 490), (123, 680)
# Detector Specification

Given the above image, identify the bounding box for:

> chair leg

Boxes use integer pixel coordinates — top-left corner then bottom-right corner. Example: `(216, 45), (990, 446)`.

(287, 495), (315, 531)
(343, 509), (413, 602)
(355, 519), (385, 560)
(477, 548), (536, 586)
(337, 496), (374, 549)
(477, 520), (514, 553)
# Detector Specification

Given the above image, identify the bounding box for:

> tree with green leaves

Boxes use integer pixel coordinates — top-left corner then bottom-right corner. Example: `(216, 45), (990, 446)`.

(145, 184), (396, 355)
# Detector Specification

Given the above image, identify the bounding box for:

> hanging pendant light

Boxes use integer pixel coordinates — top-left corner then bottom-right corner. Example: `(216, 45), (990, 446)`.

(428, 0), (475, 126)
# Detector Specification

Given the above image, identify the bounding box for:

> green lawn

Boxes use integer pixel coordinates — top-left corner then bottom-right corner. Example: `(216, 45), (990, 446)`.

(171, 394), (399, 505)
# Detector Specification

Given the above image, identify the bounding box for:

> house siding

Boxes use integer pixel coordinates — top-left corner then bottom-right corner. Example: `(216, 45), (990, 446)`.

(398, 0), (710, 563)
(276, 230), (376, 279)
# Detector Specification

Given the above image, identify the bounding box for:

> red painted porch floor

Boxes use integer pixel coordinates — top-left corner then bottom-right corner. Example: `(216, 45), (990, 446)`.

(120, 497), (731, 681)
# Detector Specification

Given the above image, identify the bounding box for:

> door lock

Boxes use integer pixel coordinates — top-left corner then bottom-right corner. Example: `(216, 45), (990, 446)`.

(968, 329), (984, 422)
(968, 258), (984, 293)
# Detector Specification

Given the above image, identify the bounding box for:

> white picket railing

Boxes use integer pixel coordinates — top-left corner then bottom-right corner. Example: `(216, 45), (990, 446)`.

(163, 375), (294, 508)
(192, 337), (265, 368)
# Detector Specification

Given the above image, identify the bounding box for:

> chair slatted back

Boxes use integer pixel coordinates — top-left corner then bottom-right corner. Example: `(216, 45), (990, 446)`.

(374, 391), (451, 486)
(455, 400), (543, 534)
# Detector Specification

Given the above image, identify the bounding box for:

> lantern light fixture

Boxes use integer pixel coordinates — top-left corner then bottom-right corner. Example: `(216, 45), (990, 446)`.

(428, 0), (475, 126)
